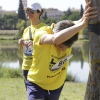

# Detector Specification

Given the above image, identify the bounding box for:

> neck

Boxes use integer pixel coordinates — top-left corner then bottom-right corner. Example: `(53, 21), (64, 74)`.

(31, 20), (41, 25)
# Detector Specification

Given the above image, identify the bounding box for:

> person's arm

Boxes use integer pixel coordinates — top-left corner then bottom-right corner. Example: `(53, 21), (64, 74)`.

(73, 18), (83, 25)
(40, 1), (97, 45)
(73, 0), (93, 25)
(40, 21), (85, 45)
(18, 27), (25, 52)
(73, 0), (91, 24)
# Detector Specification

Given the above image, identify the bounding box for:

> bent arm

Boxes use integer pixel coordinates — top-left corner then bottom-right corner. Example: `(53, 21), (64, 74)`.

(40, 21), (85, 45)
(40, 1), (97, 45)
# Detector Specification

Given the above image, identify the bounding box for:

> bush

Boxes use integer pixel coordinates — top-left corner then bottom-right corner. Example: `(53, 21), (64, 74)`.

(65, 72), (77, 82)
(0, 66), (22, 78)
(0, 66), (78, 82)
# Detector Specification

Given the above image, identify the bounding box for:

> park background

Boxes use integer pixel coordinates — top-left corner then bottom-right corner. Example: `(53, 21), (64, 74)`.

(0, 0), (89, 100)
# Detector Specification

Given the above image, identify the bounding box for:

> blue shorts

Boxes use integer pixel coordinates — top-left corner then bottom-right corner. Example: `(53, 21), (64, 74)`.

(26, 80), (64, 100)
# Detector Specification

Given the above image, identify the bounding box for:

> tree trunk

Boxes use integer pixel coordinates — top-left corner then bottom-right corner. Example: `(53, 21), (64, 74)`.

(84, 0), (100, 100)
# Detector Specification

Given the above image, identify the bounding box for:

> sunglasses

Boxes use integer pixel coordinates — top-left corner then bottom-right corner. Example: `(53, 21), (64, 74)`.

(26, 9), (35, 14)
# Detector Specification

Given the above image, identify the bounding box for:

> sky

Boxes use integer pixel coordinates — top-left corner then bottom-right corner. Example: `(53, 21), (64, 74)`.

(0, 0), (86, 11)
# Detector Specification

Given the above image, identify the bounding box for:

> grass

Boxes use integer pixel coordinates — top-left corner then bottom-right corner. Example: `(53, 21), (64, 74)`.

(0, 78), (86, 100)
(60, 82), (86, 100)
(0, 78), (27, 100)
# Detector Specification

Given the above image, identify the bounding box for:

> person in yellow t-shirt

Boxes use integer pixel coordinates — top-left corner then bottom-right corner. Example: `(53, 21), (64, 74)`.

(18, 3), (52, 90)
(26, 1), (98, 100)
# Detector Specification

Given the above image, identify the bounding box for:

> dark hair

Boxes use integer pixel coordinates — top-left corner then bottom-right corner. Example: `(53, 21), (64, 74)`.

(63, 34), (78, 47)
(53, 20), (78, 47)
(37, 9), (44, 19)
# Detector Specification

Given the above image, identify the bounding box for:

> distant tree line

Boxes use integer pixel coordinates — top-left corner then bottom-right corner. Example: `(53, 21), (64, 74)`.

(0, 0), (84, 39)
(0, 7), (84, 29)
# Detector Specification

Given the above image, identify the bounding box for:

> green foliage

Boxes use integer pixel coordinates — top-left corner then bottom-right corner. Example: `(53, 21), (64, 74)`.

(80, 4), (84, 17)
(0, 13), (18, 30)
(0, 6), (82, 31)
(0, 7), (82, 38)
(41, 16), (56, 25)
(45, 18), (56, 25)
(18, 0), (26, 20)
(59, 10), (80, 22)
(0, 67), (22, 78)
(26, 20), (31, 26)
(66, 8), (72, 17)
(68, 11), (81, 21)
(58, 8), (72, 21)
(7, 19), (14, 24)
(63, 8), (72, 18)
(58, 13), (67, 21)
(16, 19), (27, 39)
(65, 72), (77, 82)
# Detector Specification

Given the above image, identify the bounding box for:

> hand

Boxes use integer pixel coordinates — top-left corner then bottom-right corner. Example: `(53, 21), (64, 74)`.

(18, 38), (25, 52)
(82, 1), (98, 26)
(18, 38), (25, 45)
(24, 40), (33, 47)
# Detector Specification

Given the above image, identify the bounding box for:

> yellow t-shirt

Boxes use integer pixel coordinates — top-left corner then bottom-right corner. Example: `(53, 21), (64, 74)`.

(22, 22), (52, 70)
(27, 30), (72, 90)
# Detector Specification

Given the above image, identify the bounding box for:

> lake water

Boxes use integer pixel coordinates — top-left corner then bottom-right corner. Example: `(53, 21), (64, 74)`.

(0, 40), (89, 83)
(68, 62), (90, 83)
(2, 61), (90, 83)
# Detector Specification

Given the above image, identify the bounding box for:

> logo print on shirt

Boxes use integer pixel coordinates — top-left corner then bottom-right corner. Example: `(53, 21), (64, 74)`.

(49, 54), (73, 71)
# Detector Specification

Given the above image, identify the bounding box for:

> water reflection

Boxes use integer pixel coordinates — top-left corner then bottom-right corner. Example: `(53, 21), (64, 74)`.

(68, 62), (90, 83)
(0, 40), (22, 68)
(0, 40), (89, 82)
(2, 61), (20, 68)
